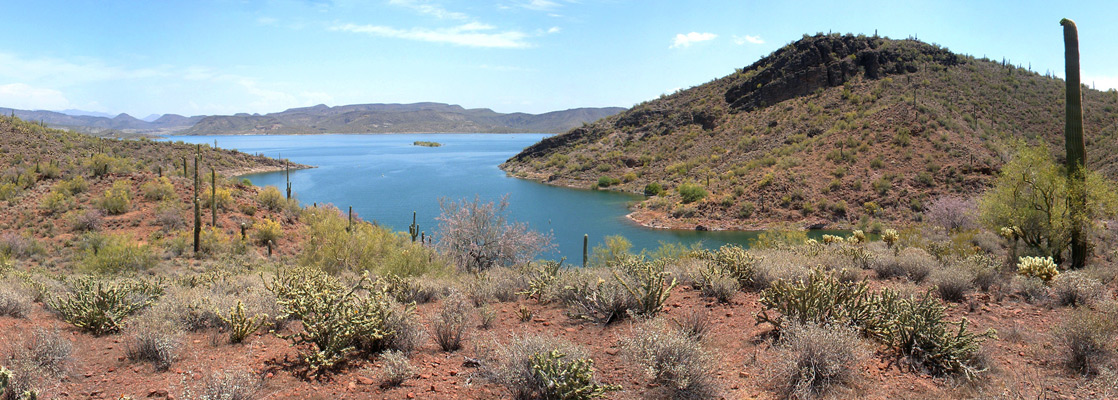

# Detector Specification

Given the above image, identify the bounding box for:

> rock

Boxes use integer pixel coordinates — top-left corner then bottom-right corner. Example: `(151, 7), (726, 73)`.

(356, 376), (376, 385)
(605, 349), (620, 356)
(695, 225), (709, 231)
(148, 389), (170, 397)
(407, 393), (416, 399)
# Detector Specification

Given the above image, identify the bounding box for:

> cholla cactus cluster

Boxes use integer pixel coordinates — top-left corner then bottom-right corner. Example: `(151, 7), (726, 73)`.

(821, 234), (844, 244)
(848, 230), (867, 244)
(528, 350), (620, 399)
(998, 226), (1021, 240)
(48, 276), (162, 335)
(1017, 256), (1059, 282)
(613, 257), (677, 317)
(265, 267), (400, 375)
(882, 229), (899, 247)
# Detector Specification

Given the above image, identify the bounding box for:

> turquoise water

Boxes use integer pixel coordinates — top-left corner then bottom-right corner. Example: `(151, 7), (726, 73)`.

(164, 134), (838, 259)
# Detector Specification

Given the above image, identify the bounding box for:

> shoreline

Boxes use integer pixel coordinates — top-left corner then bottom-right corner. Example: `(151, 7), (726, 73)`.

(226, 164), (315, 178)
(504, 166), (850, 232)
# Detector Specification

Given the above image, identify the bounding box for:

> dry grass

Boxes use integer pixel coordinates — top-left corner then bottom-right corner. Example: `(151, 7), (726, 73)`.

(770, 322), (867, 400)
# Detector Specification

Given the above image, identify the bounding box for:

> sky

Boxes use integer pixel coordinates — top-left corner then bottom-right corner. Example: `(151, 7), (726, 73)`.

(0, 0), (1116, 118)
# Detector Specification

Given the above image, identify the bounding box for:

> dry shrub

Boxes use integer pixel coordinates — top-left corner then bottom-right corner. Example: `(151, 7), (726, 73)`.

(183, 369), (262, 400)
(385, 302), (427, 353)
(700, 273), (739, 303)
(466, 266), (527, 305)
(622, 320), (721, 400)
(70, 209), (103, 233)
(378, 350), (415, 388)
(1010, 276), (1049, 304)
(929, 267), (974, 303)
(671, 310), (711, 342)
(1052, 271), (1104, 308)
(750, 250), (810, 291)
(771, 323), (866, 400)
(432, 292), (472, 352)
(0, 279), (32, 318)
(1053, 307), (1118, 375)
(126, 314), (182, 371)
(8, 328), (72, 378)
(873, 247), (935, 283)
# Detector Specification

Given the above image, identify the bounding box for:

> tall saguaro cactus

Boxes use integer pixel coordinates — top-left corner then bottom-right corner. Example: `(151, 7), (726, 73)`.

(1061, 18), (1088, 269)
(193, 154), (201, 256)
(211, 167), (217, 228)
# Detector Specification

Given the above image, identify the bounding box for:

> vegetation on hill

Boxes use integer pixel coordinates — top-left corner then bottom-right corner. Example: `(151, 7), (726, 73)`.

(501, 33), (1118, 232)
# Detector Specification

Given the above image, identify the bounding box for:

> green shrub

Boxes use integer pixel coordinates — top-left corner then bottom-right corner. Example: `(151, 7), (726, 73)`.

(677, 183), (708, 204)
(529, 350), (620, 399)
(252, 218), (283, 246)
(80, 234), (156, 274)
(141, 177), (176, 201)
(737, 202), (755, 219)
(85, 153), (129, 177)
(38, 190), (72, 215)
(97, 180), (132, 215)
(590, 235), (632, 267)
(256, 186), (285, 211)
(47, 276), (162, 335)
(644, 183), (664, 196)
(597, 176), (621, 188)
(56, 176), (87, 195)
(694, 244), (759, 290)
(205, 185), (233, 210)
(299, 205), (445, 276)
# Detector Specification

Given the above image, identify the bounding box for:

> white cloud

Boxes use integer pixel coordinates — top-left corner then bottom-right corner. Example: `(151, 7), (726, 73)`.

(733, 34), (764, 45)
(332, 22), (532, 48)
(388, 0), (469, 20)
(521, 0), (560, 11)
(547, 26), (561, 34)
(1083, 74), (1118, 91)
(670, 32), (717, 49)
(0, 83), (71, 110)
(0, 52), (170, 87)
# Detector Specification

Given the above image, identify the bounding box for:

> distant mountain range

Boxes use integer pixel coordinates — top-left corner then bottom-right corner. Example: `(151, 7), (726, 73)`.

(181, 103), (627, 135)
(0, 103), (626, 136)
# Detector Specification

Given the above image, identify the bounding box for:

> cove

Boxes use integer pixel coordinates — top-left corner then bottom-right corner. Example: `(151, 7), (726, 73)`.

(163, 134), (845, 259)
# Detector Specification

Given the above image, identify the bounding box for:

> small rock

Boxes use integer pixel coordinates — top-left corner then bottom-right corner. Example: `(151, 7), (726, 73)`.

(356, 376), (375, 385)
(449, 370), (458, 376)
(147, 389), (169, 398)
(738, 371), (749, 378)
(419, 374), (431, 380)
(605, 349), (620, 356)
(407, 393), (416, 399)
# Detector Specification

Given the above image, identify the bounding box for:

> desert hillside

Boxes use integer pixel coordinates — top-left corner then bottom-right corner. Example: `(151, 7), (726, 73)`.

(501, 33), (1118, 231)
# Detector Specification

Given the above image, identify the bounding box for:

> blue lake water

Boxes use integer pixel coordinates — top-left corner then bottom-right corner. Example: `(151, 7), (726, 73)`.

(164, 134), (835, 259)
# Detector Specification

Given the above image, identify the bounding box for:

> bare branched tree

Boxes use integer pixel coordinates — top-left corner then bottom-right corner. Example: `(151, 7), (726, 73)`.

(435, 195), (553, 272)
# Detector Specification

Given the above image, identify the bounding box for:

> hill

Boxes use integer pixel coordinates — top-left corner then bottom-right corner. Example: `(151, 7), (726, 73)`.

(180, 103), (626, 135)
(0, 108), (206, 135)
(501, 33), (1118, 231)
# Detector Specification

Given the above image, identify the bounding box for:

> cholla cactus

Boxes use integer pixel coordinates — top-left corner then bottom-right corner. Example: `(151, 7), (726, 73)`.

(822, 234), (843, 244)
(220, 300), (268, 344)
(1, 366), (10, 393)
(529, 350), (620, 399)
(848, 230), (867, 244)
(1017, 256), (1059, 282)
(999, 226), (1021, 239)
(882, 229), (899, 248)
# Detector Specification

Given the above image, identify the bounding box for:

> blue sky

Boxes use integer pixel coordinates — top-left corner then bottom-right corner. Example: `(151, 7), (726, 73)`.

(0, 0), (1115, 117)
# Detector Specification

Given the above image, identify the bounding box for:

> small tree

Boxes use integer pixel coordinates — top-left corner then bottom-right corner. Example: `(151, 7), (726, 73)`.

(435, 195), (553, 272)
(979, 146), (1117, 265)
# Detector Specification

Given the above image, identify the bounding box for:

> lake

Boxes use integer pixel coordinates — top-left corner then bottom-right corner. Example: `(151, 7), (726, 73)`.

(164, 133), (840, 259)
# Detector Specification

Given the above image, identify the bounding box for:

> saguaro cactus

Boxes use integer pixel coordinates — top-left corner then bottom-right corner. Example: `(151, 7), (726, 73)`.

(193, 154), (201, 256)
(1062, 18), (1088, 269)
(211, 167), (217, 228)
(409, 211), (420, 242)
(285, 160), (292, 200)
(583, 234), (589, 268)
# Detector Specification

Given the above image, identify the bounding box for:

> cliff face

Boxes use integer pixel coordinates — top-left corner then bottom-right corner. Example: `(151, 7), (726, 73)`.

(501, 33), (1118, 231)
(725, 35), (960, 111)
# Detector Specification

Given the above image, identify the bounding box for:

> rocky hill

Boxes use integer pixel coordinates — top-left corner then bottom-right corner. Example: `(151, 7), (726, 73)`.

(501, 33), (1118, 230)
(180, 103), (626, 135)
